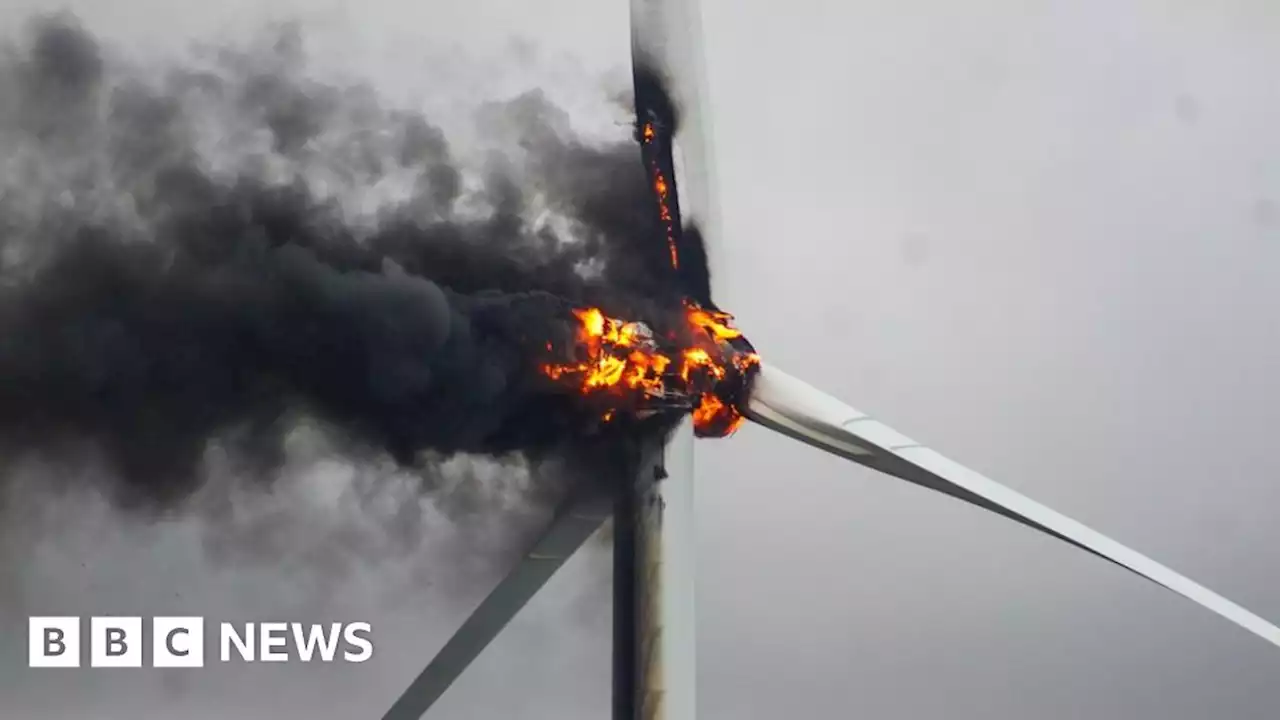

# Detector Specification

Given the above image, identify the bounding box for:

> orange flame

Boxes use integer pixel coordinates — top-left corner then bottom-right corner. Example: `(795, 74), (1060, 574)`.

(541, 302), (758, 436)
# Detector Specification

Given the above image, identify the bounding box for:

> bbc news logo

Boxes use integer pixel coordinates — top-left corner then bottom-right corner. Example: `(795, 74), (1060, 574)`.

(29, 617), (374, 667)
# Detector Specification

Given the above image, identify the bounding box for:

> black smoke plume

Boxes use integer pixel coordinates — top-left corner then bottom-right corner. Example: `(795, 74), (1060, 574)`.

(0, 15), (702, 507)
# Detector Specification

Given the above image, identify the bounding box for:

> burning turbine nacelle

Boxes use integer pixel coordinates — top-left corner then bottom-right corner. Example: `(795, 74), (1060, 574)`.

(541, 304), (760, 436)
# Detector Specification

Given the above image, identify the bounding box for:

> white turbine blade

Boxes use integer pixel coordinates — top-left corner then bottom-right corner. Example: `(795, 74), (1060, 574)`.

(381, 490), (612, 720)
(646, 418), (698, 719)
(743, 362), (1280, 649)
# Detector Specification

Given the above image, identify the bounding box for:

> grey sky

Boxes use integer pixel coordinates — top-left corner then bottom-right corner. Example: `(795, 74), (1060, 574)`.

(2, 1), (1280, 719)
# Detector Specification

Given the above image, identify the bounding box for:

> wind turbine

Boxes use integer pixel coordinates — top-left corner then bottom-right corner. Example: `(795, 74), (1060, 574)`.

(381, 0), (1280, 718)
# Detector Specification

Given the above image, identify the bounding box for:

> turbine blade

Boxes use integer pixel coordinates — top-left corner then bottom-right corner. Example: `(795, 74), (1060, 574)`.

(631, 0), (727, 306)
(743, 362), (1280, 649)
(381, 490), (613, 720)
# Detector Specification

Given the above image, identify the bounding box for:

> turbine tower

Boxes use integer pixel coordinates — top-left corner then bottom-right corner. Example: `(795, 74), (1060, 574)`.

(381, 1), (1280, 718)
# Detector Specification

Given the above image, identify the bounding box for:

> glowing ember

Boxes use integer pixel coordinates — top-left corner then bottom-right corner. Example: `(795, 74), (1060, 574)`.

(541, 302), (759, 437)
(640, 121), (681, 270)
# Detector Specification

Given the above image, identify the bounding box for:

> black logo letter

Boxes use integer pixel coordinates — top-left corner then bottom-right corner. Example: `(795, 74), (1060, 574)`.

(106, 628), (127, 657)
(44, 628), (65, 657)
(167, 628), (189, 657)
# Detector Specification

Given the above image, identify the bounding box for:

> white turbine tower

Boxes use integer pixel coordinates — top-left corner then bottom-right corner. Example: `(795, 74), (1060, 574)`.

(382, 1), (1280, 718)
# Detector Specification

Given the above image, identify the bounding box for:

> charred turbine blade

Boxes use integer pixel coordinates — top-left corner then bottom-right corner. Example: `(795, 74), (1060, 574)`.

(743, 362), (1280, 650)
(631, 0), (722, 308)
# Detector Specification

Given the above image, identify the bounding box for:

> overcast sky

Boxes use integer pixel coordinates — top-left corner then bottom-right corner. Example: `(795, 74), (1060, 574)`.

(2, 1), (1280, 718)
